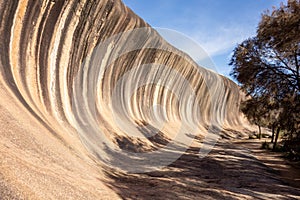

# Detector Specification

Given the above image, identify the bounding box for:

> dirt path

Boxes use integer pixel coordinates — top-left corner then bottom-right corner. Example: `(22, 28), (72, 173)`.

(235, 139), (300, 189)
(104, 138), (300, 199)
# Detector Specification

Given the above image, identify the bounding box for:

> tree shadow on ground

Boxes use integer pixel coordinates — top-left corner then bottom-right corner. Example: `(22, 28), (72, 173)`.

(235, 140), (300, 189)
(101, 129), (300, 199)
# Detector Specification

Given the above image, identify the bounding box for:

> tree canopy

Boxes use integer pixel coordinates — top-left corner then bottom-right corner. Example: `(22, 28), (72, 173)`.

(230, 0), (300, 152)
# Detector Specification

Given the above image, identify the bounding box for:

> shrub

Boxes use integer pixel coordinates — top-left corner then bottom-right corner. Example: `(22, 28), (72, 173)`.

(261, 141), (270, 149)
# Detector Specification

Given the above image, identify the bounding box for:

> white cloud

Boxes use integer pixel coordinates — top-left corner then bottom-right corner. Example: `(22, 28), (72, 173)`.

(157, 28), (217, 70)
(191, 24), (255, 57)
(156, 23), (255, 71)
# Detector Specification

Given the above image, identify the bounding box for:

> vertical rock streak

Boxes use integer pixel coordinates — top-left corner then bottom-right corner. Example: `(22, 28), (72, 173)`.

(0, 0), (245, 170)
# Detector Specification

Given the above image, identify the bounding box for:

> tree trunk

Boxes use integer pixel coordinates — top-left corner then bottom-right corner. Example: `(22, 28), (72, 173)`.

(273, 127), (281, 151)
(271, 124), (275, 143)
(258, 125), (262, 139)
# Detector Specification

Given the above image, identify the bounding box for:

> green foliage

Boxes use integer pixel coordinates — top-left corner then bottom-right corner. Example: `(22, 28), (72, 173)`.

(258, 0), (300, 52)
(230, 0), (300, 153)
(283, 139), (300, 161)
(272, 144), (285, 152)
(240, 96), (267, 127)
(261, 141), (270, 150)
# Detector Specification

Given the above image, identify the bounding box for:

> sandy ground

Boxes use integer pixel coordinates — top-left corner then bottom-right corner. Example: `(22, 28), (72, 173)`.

(103, 138), (300, 199)
(236, 139), (300, 189)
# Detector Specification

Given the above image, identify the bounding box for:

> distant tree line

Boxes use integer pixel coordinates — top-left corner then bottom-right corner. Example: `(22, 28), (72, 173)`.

(230, 0), (300, 158)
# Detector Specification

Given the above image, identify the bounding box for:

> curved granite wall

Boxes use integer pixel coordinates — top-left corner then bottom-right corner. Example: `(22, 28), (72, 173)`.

(0, 0), (248, 197)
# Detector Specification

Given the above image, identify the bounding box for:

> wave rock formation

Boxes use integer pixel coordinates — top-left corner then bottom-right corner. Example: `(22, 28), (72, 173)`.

(0, 0), (248, 198)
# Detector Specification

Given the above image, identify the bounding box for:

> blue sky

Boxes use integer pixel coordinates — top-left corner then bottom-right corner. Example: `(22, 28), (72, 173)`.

(122, 0), (285, 79)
